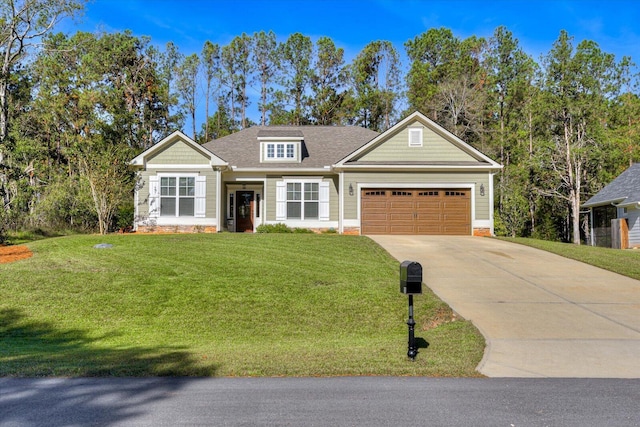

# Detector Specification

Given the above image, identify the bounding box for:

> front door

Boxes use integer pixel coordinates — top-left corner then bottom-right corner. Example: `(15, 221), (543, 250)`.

(235, 191), (254, 232)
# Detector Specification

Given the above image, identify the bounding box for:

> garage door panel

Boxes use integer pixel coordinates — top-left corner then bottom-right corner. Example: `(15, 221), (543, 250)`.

(389, 224), (415, 234)
(361, 188), (471, 235)
(362, 212), (388, 221)
(416, 224), (443, 234)
(362, 224), (390, 234)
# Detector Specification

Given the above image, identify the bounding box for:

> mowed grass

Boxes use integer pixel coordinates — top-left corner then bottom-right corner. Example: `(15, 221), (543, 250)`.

(0, 234), (484, 377)
(500, 237), (640, 281)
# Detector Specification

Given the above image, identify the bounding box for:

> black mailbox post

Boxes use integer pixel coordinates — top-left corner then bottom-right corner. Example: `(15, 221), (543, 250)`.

(400, 261), (422, 295)
(400, 261), (422, 360)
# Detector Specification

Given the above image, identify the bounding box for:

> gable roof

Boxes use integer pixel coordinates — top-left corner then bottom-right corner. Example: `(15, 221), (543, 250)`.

(583, 163), (640, 208)
(335, 111), (502, 170)
(202, 126), (379, 170)
(130, 130), (227, 168)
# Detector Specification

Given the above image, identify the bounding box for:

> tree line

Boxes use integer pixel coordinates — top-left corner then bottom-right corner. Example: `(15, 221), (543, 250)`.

(1, 0), (638, 243)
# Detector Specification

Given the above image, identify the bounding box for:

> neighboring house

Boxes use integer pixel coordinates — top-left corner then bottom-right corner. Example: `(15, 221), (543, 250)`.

(582, 163), (640, 248)
(130, 111), (502, 236)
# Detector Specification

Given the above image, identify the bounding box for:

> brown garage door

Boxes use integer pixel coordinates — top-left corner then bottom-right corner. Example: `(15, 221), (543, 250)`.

(361, 188), (470, 235)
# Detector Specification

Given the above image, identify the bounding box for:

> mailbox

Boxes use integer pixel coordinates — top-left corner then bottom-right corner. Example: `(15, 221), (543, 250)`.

(400, 261), (422, 294)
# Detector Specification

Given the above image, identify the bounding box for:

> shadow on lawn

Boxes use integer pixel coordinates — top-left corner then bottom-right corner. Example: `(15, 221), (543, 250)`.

(0, 308), (220, 425)
(0, 308), (219, 377)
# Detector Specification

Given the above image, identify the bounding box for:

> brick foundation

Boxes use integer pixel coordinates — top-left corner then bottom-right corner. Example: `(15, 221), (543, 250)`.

(342, 227), (361, 235)
(473, 228), (492, 237)
(136, 225), (217, 234)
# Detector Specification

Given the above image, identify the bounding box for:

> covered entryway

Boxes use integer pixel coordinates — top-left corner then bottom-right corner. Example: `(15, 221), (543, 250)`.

(361, 188), (470, 235)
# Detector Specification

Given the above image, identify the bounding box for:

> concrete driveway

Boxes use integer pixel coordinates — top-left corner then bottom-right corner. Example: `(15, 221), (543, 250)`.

(370, 236), (640, 378)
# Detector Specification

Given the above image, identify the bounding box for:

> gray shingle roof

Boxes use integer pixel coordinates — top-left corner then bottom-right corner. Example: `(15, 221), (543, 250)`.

(202, 126), (379, 169)
(256, 129), (303, 138)
(583, 163), (640, 208)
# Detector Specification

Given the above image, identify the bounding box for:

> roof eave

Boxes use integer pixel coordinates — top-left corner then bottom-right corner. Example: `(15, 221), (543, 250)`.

(582, 197), (627, 208)
(333, 163), (502, 172)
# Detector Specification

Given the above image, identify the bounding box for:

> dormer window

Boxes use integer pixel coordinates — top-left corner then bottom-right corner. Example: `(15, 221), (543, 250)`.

(258, 129), (304, 163)
(265, 142), (297, 160)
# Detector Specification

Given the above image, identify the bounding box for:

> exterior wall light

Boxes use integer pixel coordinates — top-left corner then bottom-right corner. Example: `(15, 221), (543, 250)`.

(480, 183), (485, 196)
(349, 183), (354, 196)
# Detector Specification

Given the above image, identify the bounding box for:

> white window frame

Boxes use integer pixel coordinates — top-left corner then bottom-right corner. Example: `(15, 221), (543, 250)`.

(276, 179), (330, 221)
(262, 141), (299, 162)
(408, 127), (423, 147)
(155, 173), (203, 218)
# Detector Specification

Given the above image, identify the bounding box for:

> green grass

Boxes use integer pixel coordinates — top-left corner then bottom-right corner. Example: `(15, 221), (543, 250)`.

(499, 237), (640, 281)
(0, 234), (484, 377)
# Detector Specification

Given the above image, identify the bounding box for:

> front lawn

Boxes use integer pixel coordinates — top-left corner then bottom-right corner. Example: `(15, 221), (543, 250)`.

(0, 234), (484, 377)
(500, 237), (640, 281)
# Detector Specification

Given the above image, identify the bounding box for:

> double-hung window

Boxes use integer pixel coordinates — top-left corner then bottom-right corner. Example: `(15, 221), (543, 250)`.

(265, 142), (297, 161)
(160, 176), (195, 216)
(277, 179), (328, 221)
(286, 182), (319, 219)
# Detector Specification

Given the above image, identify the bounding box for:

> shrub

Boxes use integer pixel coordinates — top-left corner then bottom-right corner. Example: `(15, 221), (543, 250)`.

(256, 223), (293, 233)
(292, 227), (315, 234)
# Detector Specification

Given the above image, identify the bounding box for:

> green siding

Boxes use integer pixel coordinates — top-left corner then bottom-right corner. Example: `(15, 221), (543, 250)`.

(357, 120), (476, 162)
(265, 174), (338, 222)
(147, 140), (211, 165)
(342, 171), (491, 220)
(266, 175), (278, 221)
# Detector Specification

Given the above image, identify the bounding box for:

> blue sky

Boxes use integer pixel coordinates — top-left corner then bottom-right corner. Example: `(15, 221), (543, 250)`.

(58, 0), (640, 131)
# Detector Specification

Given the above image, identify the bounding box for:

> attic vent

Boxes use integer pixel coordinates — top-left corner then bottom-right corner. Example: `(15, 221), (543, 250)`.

(408, 128), (423, 147)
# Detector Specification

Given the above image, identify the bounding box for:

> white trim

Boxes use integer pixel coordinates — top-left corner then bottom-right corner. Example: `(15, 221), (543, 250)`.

(130, 130), (227, 168)
(339, 171), (345, 234)
(231, 167), (330, 173)
(343, 219), (360, 228)
(157, 173), (199, 219)
(216, 169), (222, 232)
(195, 176), (206, 218)
(261, 141), (300, 163)
(276, 181), (287, 221)
(134, 172), (140, 231)
(280, 178), (327, 222)
(153, 217), (217, 226)
(147, 164), (214, 169)
(257, 136), (303, 141)
(335, 164), (499, 171)
(148, 175), (159, 218)
(319, 181), (330, 221)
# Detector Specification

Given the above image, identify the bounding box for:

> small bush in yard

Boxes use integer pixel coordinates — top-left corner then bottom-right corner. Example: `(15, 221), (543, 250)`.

(293, 227), (315, 234)
(256, 223), (293, 233)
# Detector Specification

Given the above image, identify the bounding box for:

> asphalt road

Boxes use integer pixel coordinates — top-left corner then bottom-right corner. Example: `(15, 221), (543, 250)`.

(1, 377), (639, 426)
